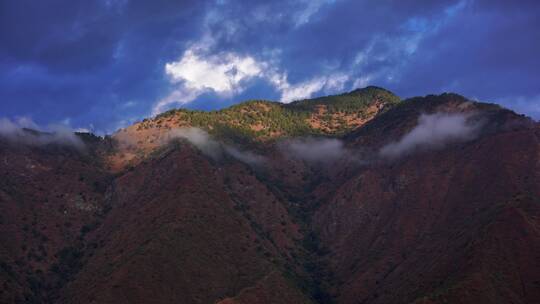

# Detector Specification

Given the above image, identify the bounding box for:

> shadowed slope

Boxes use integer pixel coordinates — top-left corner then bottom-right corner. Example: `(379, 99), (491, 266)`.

(0, 89), (539, 304)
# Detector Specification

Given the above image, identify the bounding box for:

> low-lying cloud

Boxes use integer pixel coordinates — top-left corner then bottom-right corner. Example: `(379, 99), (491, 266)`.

(379, 112), (481, 158)
(0, 117), (85, 149)
(279, 137), (357, 164)
(223, 145), (265, 165)
(169, 127), (265, 166)
(169, 128), (222, 160)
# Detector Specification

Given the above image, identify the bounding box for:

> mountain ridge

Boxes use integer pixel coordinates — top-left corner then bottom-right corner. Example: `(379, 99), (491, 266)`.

(0, 87), (539, 304)
(105, 86), (400, 171)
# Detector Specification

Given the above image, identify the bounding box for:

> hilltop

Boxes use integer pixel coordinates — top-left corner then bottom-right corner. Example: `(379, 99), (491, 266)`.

(152, 86), (399, 138)
(107, 86), (400, 171)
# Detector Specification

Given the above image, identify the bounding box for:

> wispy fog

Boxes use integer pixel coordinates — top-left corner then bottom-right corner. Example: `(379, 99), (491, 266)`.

(169, 128), (222, 159)
(169, 127), (265, 166)
(118, 114), (485, 168)
(279, 137), (356, 164)
(223, 145), (265, 165)
(0, 117), (85, 149)
(380, 113), (482, 158)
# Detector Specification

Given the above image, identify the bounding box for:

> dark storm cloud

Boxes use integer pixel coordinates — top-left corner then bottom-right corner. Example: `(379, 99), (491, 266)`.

(391, 0), (540, 118)
(1, 0), (538, 133)
(0, 0), (207, 72)
(0, 0), (209, 133)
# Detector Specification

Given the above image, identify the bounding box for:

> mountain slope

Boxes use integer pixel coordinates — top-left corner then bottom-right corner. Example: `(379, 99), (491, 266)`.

(0, 88), (538, 304)
(313, 95), (540, 303)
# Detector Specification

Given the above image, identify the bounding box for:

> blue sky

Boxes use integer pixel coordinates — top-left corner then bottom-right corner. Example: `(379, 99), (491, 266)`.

(1, 0), (539, 134)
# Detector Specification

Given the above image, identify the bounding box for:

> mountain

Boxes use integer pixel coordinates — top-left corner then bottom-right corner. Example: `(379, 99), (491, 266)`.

(107, 86), (399, 171)
(0, 87), (538, 304)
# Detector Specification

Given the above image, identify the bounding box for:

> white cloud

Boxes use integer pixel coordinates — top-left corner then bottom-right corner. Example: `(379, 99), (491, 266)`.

(153, 42), (353, 114)
(280, 77), (326, 102)
(149, 0), (471, 120)
(0, 118), (20, 135)
(279, 137), (366, 165)
(0, 117), (85, 149)
(165, 49), (262, 94)
(153, 86), (205, 116)
(149, 0), (355, 116)
(151, 0), (355, 116)
(152, 46), (266, 116)
(295, 0), (336, 27)
(121, 101), (137, 108)
(153, 6), (266, 113)
(278, 73), (350, 103)
(169, 127), (222, 159)
(282, 137), (346, 163)
(223, 145), (265, 165)
(352, 76), (372, 89)
(348, 1), (468, 87)
(325, 73), (349, 91)
(380, 112), (481, 158)
(14, 116), (39, 129)
(169, 127), (265, 165)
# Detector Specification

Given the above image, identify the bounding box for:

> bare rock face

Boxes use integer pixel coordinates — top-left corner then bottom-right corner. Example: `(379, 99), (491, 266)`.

(0, 88), (539, 304)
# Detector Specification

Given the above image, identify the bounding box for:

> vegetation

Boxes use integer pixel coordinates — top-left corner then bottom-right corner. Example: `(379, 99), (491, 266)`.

(149, 86), (400, 142)
(288, 86), (400, 113)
